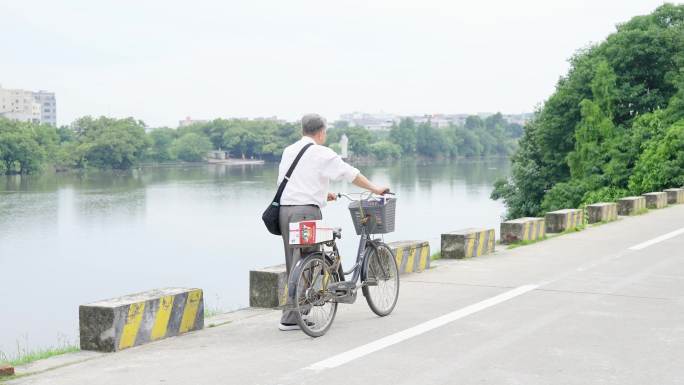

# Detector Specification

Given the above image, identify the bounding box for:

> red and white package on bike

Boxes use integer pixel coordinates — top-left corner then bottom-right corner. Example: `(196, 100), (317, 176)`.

(289, 220), (334, 245)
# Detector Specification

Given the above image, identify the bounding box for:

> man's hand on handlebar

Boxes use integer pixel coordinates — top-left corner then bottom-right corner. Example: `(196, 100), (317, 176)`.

(327, 192), (338, 202)
(371, 186), (391, 196)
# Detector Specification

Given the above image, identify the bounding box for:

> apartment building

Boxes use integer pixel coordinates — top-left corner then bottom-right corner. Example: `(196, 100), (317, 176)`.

(0, 85), (57, 126)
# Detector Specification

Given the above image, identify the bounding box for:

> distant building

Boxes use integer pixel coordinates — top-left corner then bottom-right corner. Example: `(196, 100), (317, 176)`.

(502, 113), (533, 126)
(178, 116), (209, 127)
(0, 85), (56, 125)
(33, 90), (57, 126)
(339, 111), (532, 130)
(339, 112), (399, 131)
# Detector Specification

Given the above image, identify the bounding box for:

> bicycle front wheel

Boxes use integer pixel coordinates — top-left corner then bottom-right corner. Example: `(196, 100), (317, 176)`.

(362, 242), (400, 316)
(294, 254), (339, 337)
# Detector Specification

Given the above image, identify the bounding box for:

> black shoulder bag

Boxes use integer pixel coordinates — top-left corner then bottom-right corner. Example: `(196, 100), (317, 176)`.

(261, 143), (313, 235)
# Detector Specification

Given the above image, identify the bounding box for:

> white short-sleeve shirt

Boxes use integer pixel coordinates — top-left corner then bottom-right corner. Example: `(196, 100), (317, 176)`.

(277, 136), (360, 207)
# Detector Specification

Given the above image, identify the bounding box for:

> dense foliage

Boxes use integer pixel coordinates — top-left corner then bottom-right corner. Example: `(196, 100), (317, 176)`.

(492, 4), (684, 218)
(0, 111), (521, 174)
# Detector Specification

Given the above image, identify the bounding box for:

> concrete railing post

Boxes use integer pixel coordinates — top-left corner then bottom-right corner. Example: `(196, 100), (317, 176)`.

(643, 192), (667, 209)
(441, 228), (495, 258)
(544, 209), (583, 233)
(79, 288), (204, 352)
(500, 217), (545, 244)
(586, 203), (618, 223)
(664, 188), (684, 204)
(617, 196), (646, 215)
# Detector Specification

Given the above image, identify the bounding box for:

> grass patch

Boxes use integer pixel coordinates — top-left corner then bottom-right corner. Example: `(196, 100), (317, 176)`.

(0, 345), (79, 367)
(430, 251), (442, 260)
(632, 208), (649, 216)
(506, 236), (548, 249)
(559, 224), (586, 234)
(204, 306), (225, 319)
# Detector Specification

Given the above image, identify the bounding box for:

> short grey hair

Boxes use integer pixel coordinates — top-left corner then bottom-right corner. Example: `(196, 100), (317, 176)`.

(301, 113), (326, 135)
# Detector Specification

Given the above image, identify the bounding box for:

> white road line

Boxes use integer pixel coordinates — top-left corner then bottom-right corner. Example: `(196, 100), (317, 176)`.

(628, 227), (684, 250)
(304, 284), (538, 371)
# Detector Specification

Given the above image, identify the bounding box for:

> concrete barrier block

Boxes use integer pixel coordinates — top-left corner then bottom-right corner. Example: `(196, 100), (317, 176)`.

(545, 209), (584, 233)
(664, 188), (684, 204)
(617, 196), (646, 215)
(643, 192), (667, 209)
(500, 217), (545, 244)
(441, 228), (495, 259)
(586, 203), (618, 223)
(79, 288), (204, 352)
(388, 240), (430, 274)
(0, 364), (14, 377)
(249, 265), (288, 308)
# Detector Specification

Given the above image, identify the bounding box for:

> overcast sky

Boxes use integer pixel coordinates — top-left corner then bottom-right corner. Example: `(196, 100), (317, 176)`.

(0, 0), (670, 127)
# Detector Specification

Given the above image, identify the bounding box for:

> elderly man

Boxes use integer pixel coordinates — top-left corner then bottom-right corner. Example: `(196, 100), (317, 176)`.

(277, 113), (389, 331)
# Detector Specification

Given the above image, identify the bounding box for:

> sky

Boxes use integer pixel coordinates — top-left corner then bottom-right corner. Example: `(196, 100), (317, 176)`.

(0, 0), (671, 127)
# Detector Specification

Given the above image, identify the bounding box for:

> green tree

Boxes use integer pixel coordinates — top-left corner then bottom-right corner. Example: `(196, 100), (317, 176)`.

(172, 133), (212, 162)
(146, 128), (177, 162)
(71, 116), (150, 169)
(0, 118), (55, 174)
(389, 118), (416, 154)
(370, 141), (401, 160)
(628, 120), (684, 193)
(416, 122), (446, 156)
(493, 4), (684, 218)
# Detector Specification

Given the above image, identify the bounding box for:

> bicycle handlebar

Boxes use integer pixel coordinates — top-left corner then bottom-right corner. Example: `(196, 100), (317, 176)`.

(336, 191), (396, 202)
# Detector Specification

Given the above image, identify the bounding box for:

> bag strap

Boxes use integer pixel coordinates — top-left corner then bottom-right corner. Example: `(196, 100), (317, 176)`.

(273, 142), (314, 204)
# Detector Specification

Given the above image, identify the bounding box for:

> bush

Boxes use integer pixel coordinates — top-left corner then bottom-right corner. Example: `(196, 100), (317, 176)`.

(628, 120), (684, 194)
(581, 186), (629, 205)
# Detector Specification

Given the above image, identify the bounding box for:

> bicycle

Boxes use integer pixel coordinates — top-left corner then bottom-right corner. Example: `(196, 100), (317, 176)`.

(286, 191), (400, 337)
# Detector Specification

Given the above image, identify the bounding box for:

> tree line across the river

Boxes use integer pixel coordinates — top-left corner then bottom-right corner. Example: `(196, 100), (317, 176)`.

(492, 3), (684, 219)
(0, 113), (522, 175)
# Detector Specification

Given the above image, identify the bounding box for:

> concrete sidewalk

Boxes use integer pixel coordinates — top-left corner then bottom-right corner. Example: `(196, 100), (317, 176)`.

(5, 205), (684, 385)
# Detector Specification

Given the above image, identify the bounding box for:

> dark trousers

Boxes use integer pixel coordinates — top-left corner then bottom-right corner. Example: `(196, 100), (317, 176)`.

(279, 205), (322, 324)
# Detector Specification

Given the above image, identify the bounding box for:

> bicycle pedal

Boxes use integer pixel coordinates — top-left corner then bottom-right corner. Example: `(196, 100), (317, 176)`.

(329, 281), (355, 292)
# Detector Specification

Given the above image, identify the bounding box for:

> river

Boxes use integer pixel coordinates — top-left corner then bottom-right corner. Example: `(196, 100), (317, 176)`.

(0, 158), (510, 356)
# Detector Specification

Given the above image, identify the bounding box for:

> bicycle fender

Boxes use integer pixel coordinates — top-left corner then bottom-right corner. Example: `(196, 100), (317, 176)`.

(360, 242), (395, 289)
(287, 252), (325, 300)
(360, 243), (378, 284)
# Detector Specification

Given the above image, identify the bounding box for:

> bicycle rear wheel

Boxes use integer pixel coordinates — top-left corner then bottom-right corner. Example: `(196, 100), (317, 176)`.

(294, 254), (339, 337)
(362, 242), (400, 316)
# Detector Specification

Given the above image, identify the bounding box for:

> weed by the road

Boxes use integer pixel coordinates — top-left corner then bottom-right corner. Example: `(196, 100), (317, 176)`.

(633, 208), (649, 215)
(204, 307), (224, 319)
(559, 224), (586, 234)
(430, 251), (441, 261)
(1, 345), (79, 367)
(506, 236), (548, 249)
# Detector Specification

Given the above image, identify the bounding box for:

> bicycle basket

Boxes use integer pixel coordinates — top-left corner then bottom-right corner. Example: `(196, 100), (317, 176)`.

(348, 197), (396, 235)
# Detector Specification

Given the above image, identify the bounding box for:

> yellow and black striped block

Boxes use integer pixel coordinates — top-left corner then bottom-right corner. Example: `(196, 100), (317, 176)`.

(441, 228), (495, 259)
(501, 217), (545, 244)
(664, 188), (684, 204)
(545, 209), (584, 233)
(643, 192), (667, 209)
(249, 264), (288, 308)
(388, 240), (430, 274)
(586, 203), (618, 223)
(618, 196), (646, 215)
(80, 288), (204, 352)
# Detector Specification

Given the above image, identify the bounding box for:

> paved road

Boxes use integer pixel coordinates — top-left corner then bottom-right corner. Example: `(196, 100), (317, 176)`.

(7, 205), (684, 385)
